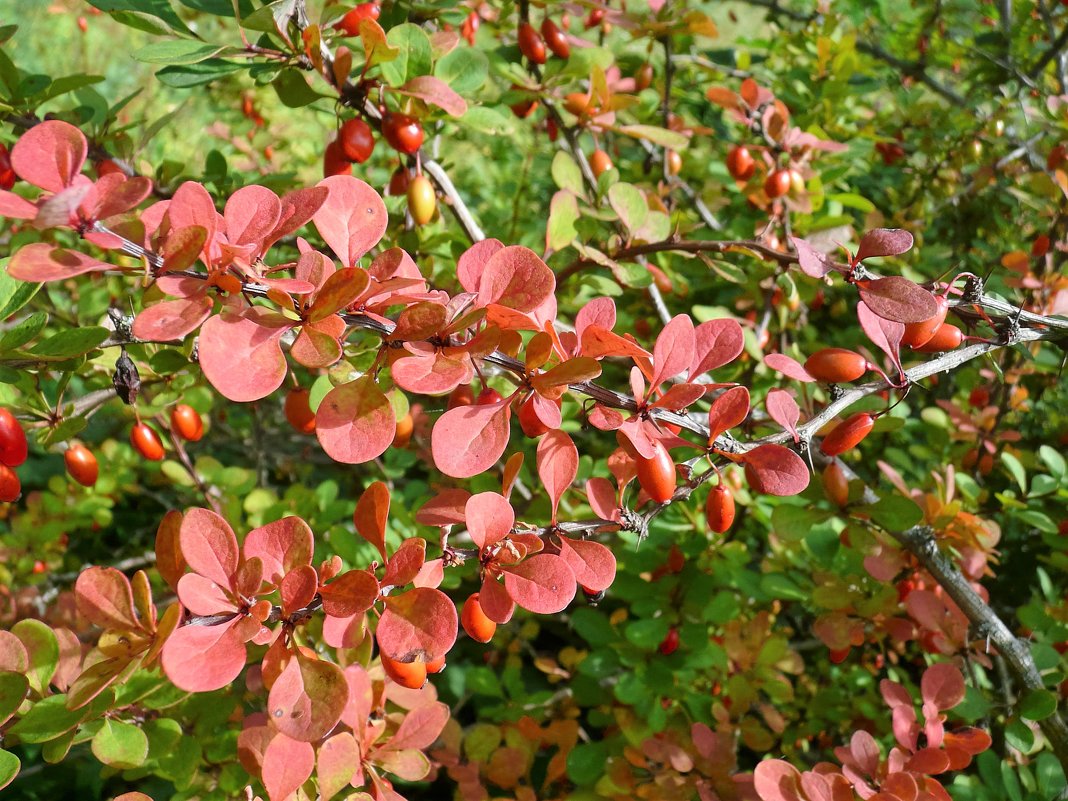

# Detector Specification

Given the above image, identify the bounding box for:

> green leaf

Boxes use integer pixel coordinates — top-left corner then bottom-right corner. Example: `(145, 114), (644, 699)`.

(623, 618), (669, 650)
(12, 619), (58, 695)
(607, 183), (647, 235)
(272, 69), (324, 108)
(7, 695), (89, 743)
(176, 0), (255, 15)
(379, 23), (433, 87)
(1019, 688), (1057, 721)
(87, 0), (198, 37)
(616, 125), (688, 150)
(0, 672), (28, 726)
(867, 495), (924, 531)
(1005, 716), (1035, 753)
(457, 106), (513, 135)
(133, 40), (230, 65)
(1039, 445), (1066, 478)
(551, 151), (584, 195)
(0, 749), (19, 792)
(1002, 451), (1027, 494)
(0, 311), (47, 352)
(1016, 509), (1058, 534)
(546, 191), (579, 251)
(826, 192), (876, 212)
(1037, 753), (1067, 799)
(435, 47), (488, 95)
(567, 741), (608, 785)
(156, 59), (243, 88)
(36, 74), (105, 102)
(92, 719), (149, 768)
(760, 573), (808, 602)
(28, 327), (108, 359)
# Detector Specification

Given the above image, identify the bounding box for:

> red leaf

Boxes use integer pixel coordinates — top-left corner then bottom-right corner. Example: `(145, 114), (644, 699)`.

(291, 317), (344, 369)
(155, 510), (187, 592)
(580, 326), (651, 360)
(942, 727), (992, 757)
(8, 243), (112, 281)
(558, 537), (616, 592)
(198, 307), (290, 402)
(11, 120), (87, 192)
(376, 587), (458, 662)
(465, 492), (514, 551)
(262, 733), (315, 801)
(649, 382), (705, 412)
(753, 759), (805, 801)
(456, 238), (504, 293)
(243, 517), (314, 583)
(167, 181), (218, 251)
(921, 663), (965, 711)
(177, 573), (233, 615)
(224, 184), (281, 246)
(268, 652), (347, 742)
(381, 538), (426, 588)
(857, 276), (938, 324)
(765, 388), (800, 442)
(179, 508), (239, 588)
(341, 664), (373, 731)
(905, 747), (951, 775)
(354, 481), (390, 560)
(855, 228), (914, 262)
(131, 296), (212, 342)
(415, 489), (470, 526)
(308, 267), (370, 322)
(321, 569), (380, 617)
(280, 565), (319, 616)
(397, 76), (468, 116)
(650, 314), (695, 388)
(764, 353), (814, 382)
(161, 617), (247, 692)
(430, 400), (512, 478)
(586, 477), (619, 521)
(385, 701), (450, 751)
(479, 575), (515, 624)
(790, 236), (836, 278)
(857, 300), (904, 376)
(87, 174), (153, 221)
(391, 351), (473, 395)
(317, 732), (360, 801)
(502, 554), (577, 614)
(742, 444), (810, 496)
(74, 567), (139, 631)
(0, 189), (39, 220)
(690, 318), (745, 378)
(312, 175), (388, 267)
(315, 376), (396, 464)
(575, 296), (616, 336)
(707, 386), (750, 442)
(537, 430), (578, 524)
(263, 186), (329, 252)
(477, 245), (555, 312)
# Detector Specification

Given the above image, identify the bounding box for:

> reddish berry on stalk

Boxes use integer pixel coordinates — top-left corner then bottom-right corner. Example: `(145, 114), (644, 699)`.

(461, 11), (480, 45)
(131, 422), (165, 461)
(171, 404), (204, 442)
(477, 387), (503, 404)
(969, 387), (990, 408)
(912, 322), (963, 353)
(381, 111), (424, 155)
(407, 173), (436, 225)
(590, 149), (613, 177)
(804, 348), (870, 383)
(901, 295), (949, 348)
(726, 146), (755, 181)
(822, 461), (849, 507)
(380, 653), (427, 689)
(764, 169), (792, 198)
(462, 593), (496, 643)
(635, 63), (654, 91)
(820, 413), (876, 456)
(517, 21), (547, 64)
(285, 388), (316, 433)
(665, 150), (683, 175)
(0, 464), (20, 502)
(659, 627), (680, 655)
(65, 444), (99, 487)
(392, 412), (414, 448)
(323, 139), (352, 177)
(0, 408), (28, 467)
(447, 384), (475, 409)
(0, 144), (15, 190)
(339, 118), (375, 163)
(388, 166), (411, 197)
(705, 483), (735, 533)
(541, 18), (570, 59)
(518, 395), (560, 438)
(585, 7), (605, 28)
(425, 654), (446, 673)
(636, 440), (676, 504)
(829, 647), (850, 664)
(334, 2), (381, 36)
(33, 559), (46, 574)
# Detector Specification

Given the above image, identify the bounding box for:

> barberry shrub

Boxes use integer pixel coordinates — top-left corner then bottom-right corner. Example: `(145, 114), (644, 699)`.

(0, 2), (1067, 801)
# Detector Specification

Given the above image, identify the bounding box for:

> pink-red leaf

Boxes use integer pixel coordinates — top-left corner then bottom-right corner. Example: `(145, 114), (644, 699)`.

(307, 267), (370, 322)
(753, 760), (805, 801)
(385, 701), (450, 751)
(650, 314), (695, 388)
(243, 517), (315, 583)
(161, 618), (247, 692)
(857, 277), (938, 324)
(857, 300), (904, 375)
(280, 565), (319, 616)
(74, 567), (139, 631)
(8, 243), (112, 282)
(315, 376), (396, 464)
(312, 176), (388, 267)
(465, 492), (514, 551)
(354, 481), (390, 561)
(262, 733), (315, 801)
(456, 238), (504, 293)
(707, 386), (750, 443)
(381, 538), (426, 588)
(764, 352), (815, 382)
(131, 296), (212, 342)
(431, 400), (512, 478)
(922, 663), (965, 711)
(224, 184), (281, 246)
(321, 569), (380, 618)
(376, 587), (458, 662)
(765, 388), (800, 442)
(397, 76), (468, 116)
(318, 732), (360, 801)
(268, 653), (347, 742)
(742, 444), (810, 496)
(477, 245), (554, 312)
(198, 308), (290, 402)
(537, 430), (578, 524)
(690, 318), (745, 378)
(177, 572), (233, 615)
(855, 228), (914, 262)
(179, 508), (239, 588)
(502, 554), (577, 614)
(790, 236), (836, 278)
(558, 537), (616, 593)
(11, 120), (87, 192)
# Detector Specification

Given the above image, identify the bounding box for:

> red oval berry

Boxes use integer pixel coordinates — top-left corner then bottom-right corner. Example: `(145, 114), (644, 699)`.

(819, 413), (875, 456)
(461, 11), (480, 45)
(171, 404), (204, 442)
(323, 138), (352, 177)
(425, 654), (446, 674)
(590, 149), (613, 177)
(726, 146), (755, 181)
(764, 169), (792, 198)
(334, 2), (380, 36)
(822, 461), (849, 507)
(131, 423), (165, 461)
(461, 593), (497, 643)
(518, 395), (560, 438)
(540, 18), (570, 59)
(285, 388), (316, 434)
(912, 322), (963, 353)
(381, 112), (424, 155)
(636, 440), (675, 504)
(517, 21), (547, 64)
(447, 384), (475, 409)
(0, 463), (20, 502)
(585, 7), (605, 28)
(804, 348), (869, 383)
(0, 408), (28, 467)
(388, 166), (411, 197)
(380, 653), (427, 689)
(635, 63), (654, 91)
(659, 627), (680, 655)
(0, 144), (15, 191)
(476, 387), (503, 405)
(901, 295), (949, 348)
(65, 444), (99, 487)
(705, 483), (735, 533)
(339, 118), (375, 163)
